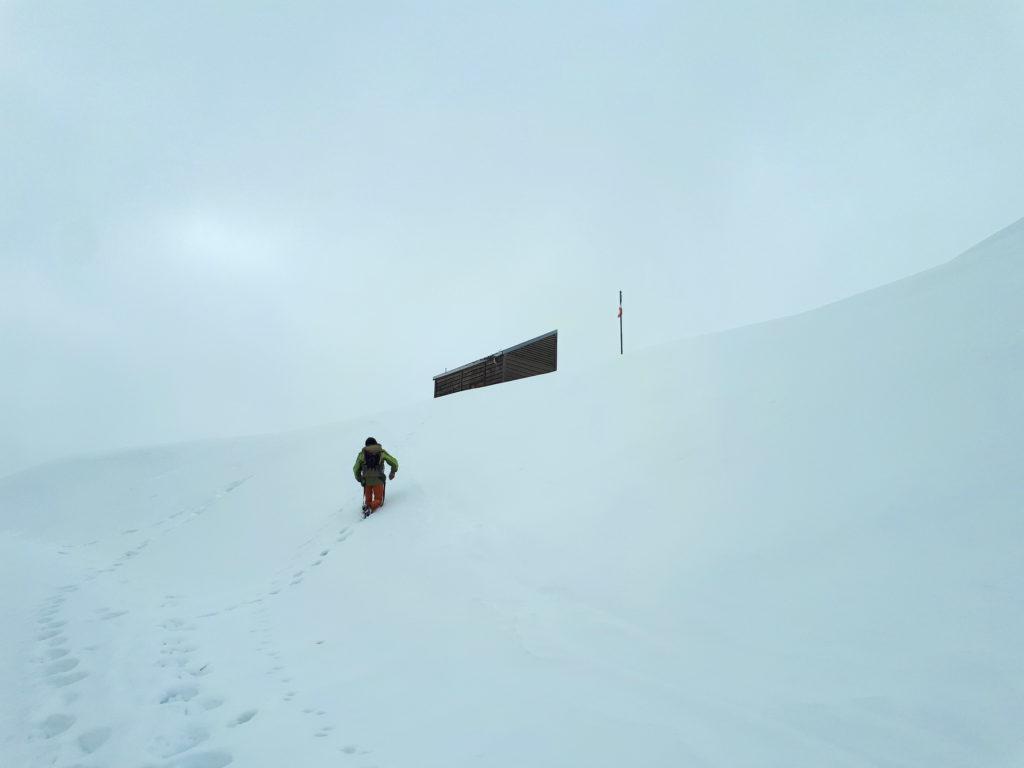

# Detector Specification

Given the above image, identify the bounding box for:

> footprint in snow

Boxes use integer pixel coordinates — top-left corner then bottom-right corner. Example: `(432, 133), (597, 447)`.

(340, 744), (371, 755)
(224, 477), (249, 493)
(149, 726), (210, 759)
(49, 670), (88, 688)
(186, 662), (212, 677)
(44, 657), (80, 675)
(228, 709), (257, 726)
(159, 685), (199, 704)
(78, 726), (112, 754)
(36, 713), (75, 738)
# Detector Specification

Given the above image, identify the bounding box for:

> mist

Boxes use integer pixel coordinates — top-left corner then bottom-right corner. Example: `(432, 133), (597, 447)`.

(3, 0), (1023, 476)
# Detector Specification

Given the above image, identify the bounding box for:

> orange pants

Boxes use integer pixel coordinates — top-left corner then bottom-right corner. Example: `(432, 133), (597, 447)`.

(364, 482), (385, 511)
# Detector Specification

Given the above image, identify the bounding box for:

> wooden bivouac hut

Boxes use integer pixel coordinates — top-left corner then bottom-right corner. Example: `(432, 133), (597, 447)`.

(433, 330), (558, 398)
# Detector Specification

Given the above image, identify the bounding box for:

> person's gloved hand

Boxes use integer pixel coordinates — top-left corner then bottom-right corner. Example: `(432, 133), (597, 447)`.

(357, 478), (364, 486)
(389, 470), (396, 480)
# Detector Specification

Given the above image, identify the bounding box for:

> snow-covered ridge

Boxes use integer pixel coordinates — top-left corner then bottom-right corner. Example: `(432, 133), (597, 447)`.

(2, 219), (1022, 767)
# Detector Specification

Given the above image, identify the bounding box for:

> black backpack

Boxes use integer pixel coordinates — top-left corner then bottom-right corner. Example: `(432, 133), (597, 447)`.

(364, 448), (382, 470)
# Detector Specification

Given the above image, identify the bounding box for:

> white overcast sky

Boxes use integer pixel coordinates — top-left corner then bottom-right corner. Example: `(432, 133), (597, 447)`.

(2, 0), (1023, 476)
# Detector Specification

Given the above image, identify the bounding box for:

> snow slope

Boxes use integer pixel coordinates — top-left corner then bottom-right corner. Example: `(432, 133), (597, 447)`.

(2, 219), (1023, 768)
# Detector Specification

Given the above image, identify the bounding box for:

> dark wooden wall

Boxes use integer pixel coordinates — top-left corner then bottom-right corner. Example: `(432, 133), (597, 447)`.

(503, 331), (558, 383)
(433, 331), (557, 398)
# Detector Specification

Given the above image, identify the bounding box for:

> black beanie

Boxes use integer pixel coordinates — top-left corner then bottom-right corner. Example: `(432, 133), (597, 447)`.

(365, 437), (378, 446)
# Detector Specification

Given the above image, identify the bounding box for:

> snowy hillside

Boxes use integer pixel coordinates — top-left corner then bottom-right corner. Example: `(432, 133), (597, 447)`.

(2, 219), (1023, 768)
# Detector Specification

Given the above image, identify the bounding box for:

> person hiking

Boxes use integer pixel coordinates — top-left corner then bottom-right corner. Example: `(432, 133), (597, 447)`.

(353, 437), (399, 516)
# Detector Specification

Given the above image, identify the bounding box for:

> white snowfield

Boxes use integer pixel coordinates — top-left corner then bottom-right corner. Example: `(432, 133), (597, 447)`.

(2, 220), (1023, 768)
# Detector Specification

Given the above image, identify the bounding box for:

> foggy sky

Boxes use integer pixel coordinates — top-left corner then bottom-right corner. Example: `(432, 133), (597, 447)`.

(2, 0), (1023, 476)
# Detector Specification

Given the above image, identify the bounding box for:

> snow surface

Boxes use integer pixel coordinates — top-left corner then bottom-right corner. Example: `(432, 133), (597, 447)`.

(2, 219), (1023, 767)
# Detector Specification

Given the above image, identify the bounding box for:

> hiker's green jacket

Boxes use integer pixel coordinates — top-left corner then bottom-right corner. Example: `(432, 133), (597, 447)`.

(353, 445), (399, 487)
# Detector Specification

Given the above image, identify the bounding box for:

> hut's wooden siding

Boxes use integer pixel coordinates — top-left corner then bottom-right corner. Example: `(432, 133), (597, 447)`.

(503, 331), (558, 383)
(433, 331), (557, 398)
